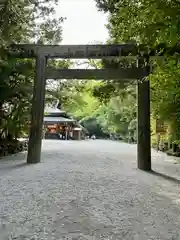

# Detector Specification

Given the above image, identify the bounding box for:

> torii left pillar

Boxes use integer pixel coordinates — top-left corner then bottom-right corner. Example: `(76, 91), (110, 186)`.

(27, 55), (47, 163)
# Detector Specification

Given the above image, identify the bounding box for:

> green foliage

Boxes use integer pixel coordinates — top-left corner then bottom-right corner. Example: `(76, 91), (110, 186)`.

(92, 82), (116, 103)
(0, 0), (66, 141)
(103, 86), (136, 137)
(0, 0), (64, 46)
(96, 0), (180, 46)
(0, 58), (34, 139)
(150, 57), (180, 140)
(51, 80), (100, 118)
(95, 0), (119, 13)
(50, 75), (137, 139)
(80, 117), (109, 138)
(95, 0), (180, 146)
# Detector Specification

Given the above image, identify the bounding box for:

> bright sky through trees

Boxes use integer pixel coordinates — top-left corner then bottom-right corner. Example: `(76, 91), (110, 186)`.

(56, 0), (108, 44)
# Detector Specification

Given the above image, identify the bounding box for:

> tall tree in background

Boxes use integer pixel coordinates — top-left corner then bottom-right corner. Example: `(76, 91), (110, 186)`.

(95, 0), (180, 147)
(0, 0), (64, 46)
(95, 0), (180, 46)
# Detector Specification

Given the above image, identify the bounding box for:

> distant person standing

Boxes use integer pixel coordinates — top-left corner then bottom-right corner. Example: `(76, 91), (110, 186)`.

(69, 131), (73, 139)
(131, 136), (134, 143)
(91, 134), (96, 140)
(157, 133), (161, 152)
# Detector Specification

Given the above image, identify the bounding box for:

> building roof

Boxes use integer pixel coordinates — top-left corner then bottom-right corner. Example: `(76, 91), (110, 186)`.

(44, 116), (75, 124)
(73, 127), (82, 131)
(44, 107), (65, 114)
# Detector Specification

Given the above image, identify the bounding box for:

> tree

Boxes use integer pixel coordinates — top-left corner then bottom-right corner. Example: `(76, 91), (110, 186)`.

(0, 59), (34, 140)
(150, 58), (180, 142)
(95, 0), (180, 46)
(0, 0), (64, 46)
(95, 0), (180, 150)
(0, 0), (66, 144)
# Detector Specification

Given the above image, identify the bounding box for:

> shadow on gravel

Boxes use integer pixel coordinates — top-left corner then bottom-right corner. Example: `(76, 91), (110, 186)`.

(150, 170), (180, 185)
(0, 151), (27, 162)
(0, 152), (28, 174)
(0, 162), (27, 172)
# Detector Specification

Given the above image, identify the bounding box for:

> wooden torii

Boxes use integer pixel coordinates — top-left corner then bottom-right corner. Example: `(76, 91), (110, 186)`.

(9, 44), (153, 171)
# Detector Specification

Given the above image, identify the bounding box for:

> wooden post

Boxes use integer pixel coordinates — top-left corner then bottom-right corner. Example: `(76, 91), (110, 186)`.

(78, 131), (81, 140)
(137, 57), (151, 171)
(27, 55), (47, 163)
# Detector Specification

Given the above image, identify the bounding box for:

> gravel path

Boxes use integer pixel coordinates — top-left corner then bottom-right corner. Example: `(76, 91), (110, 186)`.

(1, 140), (180, 239)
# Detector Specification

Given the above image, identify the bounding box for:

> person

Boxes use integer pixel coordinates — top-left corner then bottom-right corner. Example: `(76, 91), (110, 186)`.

(157, 133), (161, 152)
(91, 134), (96, 140)
(58, 133), (62, 139)
(69, 131), (73, 139)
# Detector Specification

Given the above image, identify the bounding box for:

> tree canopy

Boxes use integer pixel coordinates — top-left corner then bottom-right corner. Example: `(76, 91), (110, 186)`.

(0, 0), (67, 142)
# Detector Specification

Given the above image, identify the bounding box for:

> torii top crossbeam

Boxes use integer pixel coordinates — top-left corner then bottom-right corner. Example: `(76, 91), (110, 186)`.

(9, 44), (137, 58)
(9, 43), (180, 58)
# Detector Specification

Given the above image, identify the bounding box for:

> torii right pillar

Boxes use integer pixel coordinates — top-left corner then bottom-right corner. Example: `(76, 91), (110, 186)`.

(137, 58), (151, 171)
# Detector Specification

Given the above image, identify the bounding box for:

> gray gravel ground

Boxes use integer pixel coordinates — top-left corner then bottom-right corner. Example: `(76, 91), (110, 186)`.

(1, 140), (180, 240)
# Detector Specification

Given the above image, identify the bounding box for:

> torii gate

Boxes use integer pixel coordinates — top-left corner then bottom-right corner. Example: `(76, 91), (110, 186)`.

(10, 44), (151, 171)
